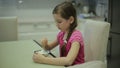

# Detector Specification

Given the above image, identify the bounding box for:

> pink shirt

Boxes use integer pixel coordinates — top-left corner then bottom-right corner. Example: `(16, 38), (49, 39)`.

(57, 30), (85, 65)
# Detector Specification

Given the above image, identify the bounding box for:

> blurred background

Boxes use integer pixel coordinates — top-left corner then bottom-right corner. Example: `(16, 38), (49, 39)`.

(0, 0), (109, 40)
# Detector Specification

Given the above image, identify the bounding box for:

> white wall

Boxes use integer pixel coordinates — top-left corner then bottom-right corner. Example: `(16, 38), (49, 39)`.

(0, 0), (65, 40)
(0, 0), (65, 20)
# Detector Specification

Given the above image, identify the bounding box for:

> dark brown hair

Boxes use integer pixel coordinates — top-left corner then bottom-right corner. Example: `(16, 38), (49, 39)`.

(52, 1), (77, 41)
(52, 1), (77, 56)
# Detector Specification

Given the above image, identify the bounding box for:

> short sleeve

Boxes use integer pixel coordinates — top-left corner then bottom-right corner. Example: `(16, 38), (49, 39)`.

(69, 30), (83, 45)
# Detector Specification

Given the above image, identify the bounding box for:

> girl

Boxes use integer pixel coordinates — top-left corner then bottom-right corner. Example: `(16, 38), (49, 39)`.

(33, 1), (84, 66)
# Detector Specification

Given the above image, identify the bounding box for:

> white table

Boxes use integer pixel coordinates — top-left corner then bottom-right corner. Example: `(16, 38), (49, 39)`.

(0, 40), (64, 68)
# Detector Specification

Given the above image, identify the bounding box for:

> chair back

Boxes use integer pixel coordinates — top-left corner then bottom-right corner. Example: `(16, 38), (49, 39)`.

(0, 17), (18, 42)
(78, 19), (110, 62)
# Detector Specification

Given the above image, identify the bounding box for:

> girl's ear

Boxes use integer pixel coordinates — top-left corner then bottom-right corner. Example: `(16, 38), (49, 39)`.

(69, 16), (74, 24)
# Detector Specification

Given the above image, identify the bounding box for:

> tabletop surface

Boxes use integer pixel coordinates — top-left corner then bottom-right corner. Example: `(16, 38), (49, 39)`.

(0, 40), (64, 68)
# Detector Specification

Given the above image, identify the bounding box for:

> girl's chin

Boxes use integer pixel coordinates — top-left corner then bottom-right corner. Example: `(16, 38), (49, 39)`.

(60, 30), (66, 32)
(58, 28), (66, 32)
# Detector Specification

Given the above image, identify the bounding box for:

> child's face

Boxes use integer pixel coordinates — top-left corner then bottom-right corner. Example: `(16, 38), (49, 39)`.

(53, 14), (71, 32)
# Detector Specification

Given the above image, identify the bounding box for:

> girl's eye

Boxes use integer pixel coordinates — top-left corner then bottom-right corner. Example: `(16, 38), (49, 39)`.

(57, 21), (62, 23)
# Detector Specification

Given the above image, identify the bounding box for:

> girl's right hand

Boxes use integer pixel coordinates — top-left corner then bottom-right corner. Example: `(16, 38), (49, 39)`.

(41, 38), (48, 50)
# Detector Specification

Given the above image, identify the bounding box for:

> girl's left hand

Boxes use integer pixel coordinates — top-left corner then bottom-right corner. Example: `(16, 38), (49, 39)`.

(32, 53), (45, 63)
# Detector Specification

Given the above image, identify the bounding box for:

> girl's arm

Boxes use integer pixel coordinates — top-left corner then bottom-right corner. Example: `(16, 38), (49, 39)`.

(42, 41), (80, 66)
(41, 38), (58, 50)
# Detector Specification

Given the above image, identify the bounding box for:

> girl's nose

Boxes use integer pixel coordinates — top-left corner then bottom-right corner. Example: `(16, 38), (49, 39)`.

(56, 23), (59, 27)
(56, 24), (60, 29)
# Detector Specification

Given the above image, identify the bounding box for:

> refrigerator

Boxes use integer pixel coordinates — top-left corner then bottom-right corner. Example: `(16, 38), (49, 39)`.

(108, 0), (120, 57)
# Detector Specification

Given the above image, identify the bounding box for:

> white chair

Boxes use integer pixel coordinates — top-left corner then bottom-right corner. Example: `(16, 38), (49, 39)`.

(67, 19), (110, 68)
(0, 16), (18, 42)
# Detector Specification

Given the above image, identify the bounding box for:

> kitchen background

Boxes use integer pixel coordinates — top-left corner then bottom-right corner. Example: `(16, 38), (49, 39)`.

(0, 0), (108, 40)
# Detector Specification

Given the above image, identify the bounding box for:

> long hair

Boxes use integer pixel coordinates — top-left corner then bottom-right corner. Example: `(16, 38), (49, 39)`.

(52, 1), (77, 56)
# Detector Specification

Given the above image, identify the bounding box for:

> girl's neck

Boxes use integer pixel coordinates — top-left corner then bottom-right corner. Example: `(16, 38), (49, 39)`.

(63, 29), (76, 40)
(63, 32), (68, 40)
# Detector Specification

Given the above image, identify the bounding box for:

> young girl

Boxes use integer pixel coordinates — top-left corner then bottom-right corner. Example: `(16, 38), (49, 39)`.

(33, 1), (84, 66)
